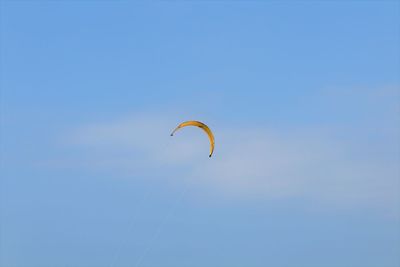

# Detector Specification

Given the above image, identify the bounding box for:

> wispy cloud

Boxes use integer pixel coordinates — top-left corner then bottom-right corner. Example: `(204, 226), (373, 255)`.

(57, 86), (400, 216)
(62, 123), (398, 216)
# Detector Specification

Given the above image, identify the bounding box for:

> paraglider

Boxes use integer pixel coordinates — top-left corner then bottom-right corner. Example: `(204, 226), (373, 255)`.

(170, 121), (215, 157)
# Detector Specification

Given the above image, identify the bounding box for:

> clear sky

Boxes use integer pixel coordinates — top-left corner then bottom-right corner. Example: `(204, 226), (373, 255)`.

(1, 1), (399, 267)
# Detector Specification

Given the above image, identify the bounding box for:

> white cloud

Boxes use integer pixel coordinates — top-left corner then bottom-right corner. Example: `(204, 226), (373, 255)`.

(62, 111), (400, 216)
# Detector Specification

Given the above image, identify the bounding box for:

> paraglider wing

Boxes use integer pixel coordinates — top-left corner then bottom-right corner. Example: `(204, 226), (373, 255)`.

(170, 121), (215, 157)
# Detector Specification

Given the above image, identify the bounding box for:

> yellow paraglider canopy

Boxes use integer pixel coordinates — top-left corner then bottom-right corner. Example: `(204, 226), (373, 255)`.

(170, 121), (215, 157)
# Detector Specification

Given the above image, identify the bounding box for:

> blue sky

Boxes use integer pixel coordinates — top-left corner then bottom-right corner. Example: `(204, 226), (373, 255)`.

(1, 1), (399, 267)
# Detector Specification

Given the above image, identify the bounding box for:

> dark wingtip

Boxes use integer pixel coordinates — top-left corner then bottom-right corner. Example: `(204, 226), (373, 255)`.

(209, 154), (212, 158)
(170, 133), (173, 136)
